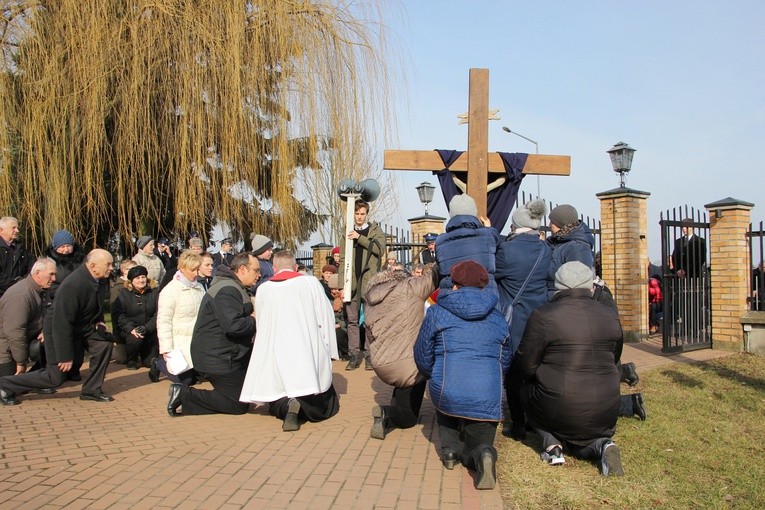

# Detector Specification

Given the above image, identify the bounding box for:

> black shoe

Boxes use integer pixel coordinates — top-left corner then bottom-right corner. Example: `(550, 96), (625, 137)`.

(632, 393), (647, 421)
(364, 353), (374, 371)
(621, 362), (639, 386)
(442, 450), (460, 470)
(475, 449), (496, 490)
(126, 362), (138, 371)
(80, 392), (114, 402)
(501, 421), (527, 441)
(167, 383), (183, 417)
(370, 405), (387, 440)
(67, 372), (82, 382)
(283, 398), (301, 432)
(34, 388), (57, 395)
(345, 354), (362, 371)
(0, 388), (20, 406)
(148, 357), (160, 383)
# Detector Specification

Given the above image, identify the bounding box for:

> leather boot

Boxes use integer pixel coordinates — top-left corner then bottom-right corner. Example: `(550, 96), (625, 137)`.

(632, 393), (647, 420)
(474, 447), (497, 490)
(345, 353), (362, 371)
(167, 383), (183, 417)
(370, 405), (388, 440)
(620, 362), (639, 386)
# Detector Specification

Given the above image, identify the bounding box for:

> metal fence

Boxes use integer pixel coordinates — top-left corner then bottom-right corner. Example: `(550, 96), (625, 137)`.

(379, 190), (601, 268)
(295, 249), (314, 273)
(659, 207), (711, 352)
(749, 220), (765, 311)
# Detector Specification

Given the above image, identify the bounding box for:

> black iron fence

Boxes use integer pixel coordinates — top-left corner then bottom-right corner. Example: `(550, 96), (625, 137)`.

(748, 220), (765, 311)
(295, 249), (314, 273)
(379, 190), (601, 269)
(659, 207), (711, 352)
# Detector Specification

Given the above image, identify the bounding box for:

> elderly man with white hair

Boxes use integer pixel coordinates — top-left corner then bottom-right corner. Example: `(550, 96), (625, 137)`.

(0, 258), (57, 377)
(0, 216), (34, 299)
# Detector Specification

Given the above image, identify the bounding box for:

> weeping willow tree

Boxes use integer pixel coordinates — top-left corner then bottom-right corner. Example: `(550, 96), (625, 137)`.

(0, 0), (401, 252)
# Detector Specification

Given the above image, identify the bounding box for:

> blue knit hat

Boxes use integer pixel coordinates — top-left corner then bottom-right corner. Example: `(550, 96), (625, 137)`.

(51, 230), (75, 250)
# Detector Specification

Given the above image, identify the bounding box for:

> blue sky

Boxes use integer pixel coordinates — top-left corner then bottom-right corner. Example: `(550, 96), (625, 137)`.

(382, 1), (765, 258)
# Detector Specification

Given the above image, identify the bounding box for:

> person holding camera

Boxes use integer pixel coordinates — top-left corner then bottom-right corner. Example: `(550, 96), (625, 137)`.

(111, 265), (159, 371)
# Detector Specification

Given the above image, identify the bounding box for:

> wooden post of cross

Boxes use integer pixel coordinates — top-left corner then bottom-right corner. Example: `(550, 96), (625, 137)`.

(384, 68), (570, 217)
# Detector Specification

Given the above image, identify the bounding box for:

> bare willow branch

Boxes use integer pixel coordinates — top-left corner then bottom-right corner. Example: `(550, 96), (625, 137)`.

(0, 0), (402, 251)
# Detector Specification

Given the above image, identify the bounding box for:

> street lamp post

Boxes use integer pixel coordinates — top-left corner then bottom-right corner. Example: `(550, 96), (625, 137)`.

(502, 126), (540, 197)
(606, 142), (636, 188)
(415, 181), (436, 216)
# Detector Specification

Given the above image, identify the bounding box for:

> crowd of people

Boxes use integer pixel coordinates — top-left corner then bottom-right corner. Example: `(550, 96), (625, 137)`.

(0, 194), (648, 489)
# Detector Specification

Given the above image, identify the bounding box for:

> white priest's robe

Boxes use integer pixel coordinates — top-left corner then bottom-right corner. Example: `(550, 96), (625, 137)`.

(240, 271), (338, 404)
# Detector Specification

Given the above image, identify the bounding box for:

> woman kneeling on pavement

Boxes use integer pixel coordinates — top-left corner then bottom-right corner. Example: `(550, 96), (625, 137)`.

(414, 260), (511, 490)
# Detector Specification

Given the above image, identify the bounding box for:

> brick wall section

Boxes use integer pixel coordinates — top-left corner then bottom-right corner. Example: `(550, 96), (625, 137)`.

(311, 244), (333, 278)
(597, 188), (650, 342)
(705, 203), (753, 351)
(409, 216), (446, 263)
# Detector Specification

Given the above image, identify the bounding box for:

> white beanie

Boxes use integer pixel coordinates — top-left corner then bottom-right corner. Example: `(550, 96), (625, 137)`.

(449, 194), (478, 218)
(554, 261), (594, 290)
(512, 198), (547, 230)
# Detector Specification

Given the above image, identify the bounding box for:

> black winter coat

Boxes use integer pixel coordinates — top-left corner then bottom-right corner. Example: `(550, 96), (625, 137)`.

(0, 239), (34, 298)
(111, 286), (159, 342)
(45, 244), (87, 290)
(190, 266), (255, 374)
(513, 288), (623, 445)
(49, 264), (110, 364)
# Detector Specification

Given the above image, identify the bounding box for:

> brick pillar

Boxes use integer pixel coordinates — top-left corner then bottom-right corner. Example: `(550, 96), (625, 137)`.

(597, 187), (651, 342)
(311, 243), (333, 278)
(705, 197), (754, 351)
(408, 215), (446, 263)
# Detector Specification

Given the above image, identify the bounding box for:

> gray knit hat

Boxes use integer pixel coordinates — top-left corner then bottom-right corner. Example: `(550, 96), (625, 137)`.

(549, 204), (579, 228)
(512, 198), (547, 230)
(251, 234), (273, 256)
(135, 235), (153, 249)
(449, 194), (478, 218)
(554, 261), (593, 291)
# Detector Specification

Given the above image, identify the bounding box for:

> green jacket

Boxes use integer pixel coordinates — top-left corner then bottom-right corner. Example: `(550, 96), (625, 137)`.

(338, 222), (386, 301)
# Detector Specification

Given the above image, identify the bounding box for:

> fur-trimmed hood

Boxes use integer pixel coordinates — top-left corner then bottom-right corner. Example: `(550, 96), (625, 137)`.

(364, 268), (410, 305)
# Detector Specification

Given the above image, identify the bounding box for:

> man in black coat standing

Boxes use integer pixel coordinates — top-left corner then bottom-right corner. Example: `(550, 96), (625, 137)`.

(671, 219), (707, 279)
(167, 252), (259, 417)
(212, 237), (235, 273)
(0, 249), (115, 405)
(670, 218), (708, 338)
(0, 217), (34, 299)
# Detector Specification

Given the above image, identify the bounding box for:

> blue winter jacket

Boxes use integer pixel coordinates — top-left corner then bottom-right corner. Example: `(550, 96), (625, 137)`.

(495, 233), (552, 354)
(435, 214), (499, 295)
(546, 222), (595, 299)
(414, 287), (511, 421)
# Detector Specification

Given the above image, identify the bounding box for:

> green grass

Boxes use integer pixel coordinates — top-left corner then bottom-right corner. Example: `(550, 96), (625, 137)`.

(497, 354), (765, 509)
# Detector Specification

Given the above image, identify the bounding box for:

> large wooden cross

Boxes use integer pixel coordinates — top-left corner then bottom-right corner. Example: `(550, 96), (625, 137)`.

(384, 68), (570, 217)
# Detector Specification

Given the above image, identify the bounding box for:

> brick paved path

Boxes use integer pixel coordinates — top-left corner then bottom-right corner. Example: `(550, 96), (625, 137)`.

(0, 335), (730, 509)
